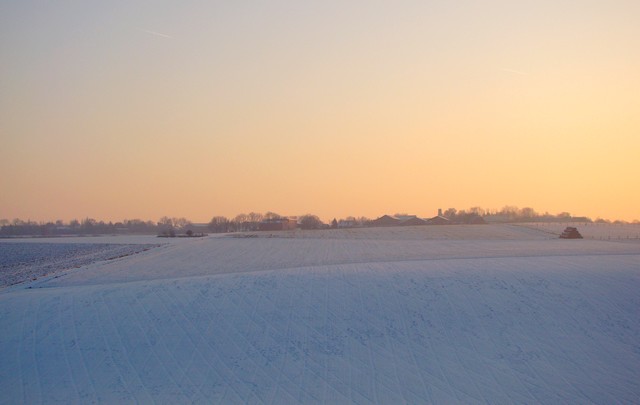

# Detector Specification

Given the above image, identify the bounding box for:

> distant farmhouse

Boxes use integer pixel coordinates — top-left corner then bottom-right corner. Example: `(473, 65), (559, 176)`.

(187, 223), (211, 233)
(427, 216), (450, 225)
(396, 215), (429, 226)
(338, 219), (358, 228)
(258, 217), (298, 231)
(370, 215), (403, 227)
(371, 209), (452, 228)
(427, 209), (451, 225)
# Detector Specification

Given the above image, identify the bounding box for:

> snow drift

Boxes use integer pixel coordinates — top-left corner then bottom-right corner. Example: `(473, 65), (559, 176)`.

(1, 225), (639, 403)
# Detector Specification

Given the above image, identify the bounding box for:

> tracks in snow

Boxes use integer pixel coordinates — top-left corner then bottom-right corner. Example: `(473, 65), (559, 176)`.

(2, 254), (639, 403)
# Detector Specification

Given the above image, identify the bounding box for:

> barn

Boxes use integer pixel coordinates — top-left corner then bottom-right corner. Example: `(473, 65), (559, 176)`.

(370, 215), (429, 227)
(370, 215), (402, 227)
(427, 215), (451, 225)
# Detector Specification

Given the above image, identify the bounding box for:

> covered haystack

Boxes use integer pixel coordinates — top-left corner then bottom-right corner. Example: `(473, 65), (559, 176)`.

(560, 226), (583, 239)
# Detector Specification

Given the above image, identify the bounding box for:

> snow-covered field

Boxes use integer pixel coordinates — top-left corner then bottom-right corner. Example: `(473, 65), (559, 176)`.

(0, 242), (159, 287)
(516, 222), (640, 241)
(1, 225), (639, 403)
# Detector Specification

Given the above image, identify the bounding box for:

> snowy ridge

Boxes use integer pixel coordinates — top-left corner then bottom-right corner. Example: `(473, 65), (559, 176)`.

(516, 222), (640, 241)
(1, 226), (639, 403)
(232, 224), (553, 241)
(41, 235), (640, 287)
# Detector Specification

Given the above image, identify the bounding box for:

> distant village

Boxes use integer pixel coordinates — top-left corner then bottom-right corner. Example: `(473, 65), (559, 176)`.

(254, 209), (457, 233)
(1, 206), (632, 237)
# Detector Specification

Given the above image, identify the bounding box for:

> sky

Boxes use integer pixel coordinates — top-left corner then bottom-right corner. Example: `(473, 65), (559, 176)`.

(1, 1), (639, 223)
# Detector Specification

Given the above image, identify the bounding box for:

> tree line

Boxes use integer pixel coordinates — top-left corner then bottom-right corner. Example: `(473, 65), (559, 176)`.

(0, 217), (186, 237)
(208, 212), (327, 232)
(1, 206), (636, 236)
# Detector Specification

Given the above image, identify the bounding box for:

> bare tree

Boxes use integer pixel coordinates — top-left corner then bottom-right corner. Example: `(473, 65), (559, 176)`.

(233, 213), (248, 225)
(247, 212), (263, 223)
(158, 216), (173, 228)
(443, 208), (457, 218)
(264, 211), (281, 220)
(299, 214), (324, 230)
(244, 212), (263, 231)
(500, 206), (519, 221)
(157, 216), (175, 236)
(468, 207), (485, 217)
(356, 216), (371, 227)
(209, 216), (230, 233)
(233, 214), (248, 231)
(173, 217), (191, 231)
(519, 207), (537, 219)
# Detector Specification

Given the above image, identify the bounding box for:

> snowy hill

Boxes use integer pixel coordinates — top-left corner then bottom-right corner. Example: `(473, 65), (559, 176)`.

(1, 225), (639, 403)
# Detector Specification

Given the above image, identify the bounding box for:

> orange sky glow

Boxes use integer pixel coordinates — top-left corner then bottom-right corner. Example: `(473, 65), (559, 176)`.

(1, 1), (639, 223)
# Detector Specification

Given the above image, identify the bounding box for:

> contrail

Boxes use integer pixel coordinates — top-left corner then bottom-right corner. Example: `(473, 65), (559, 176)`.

(501, 68), (528, 75)
(137, 28), (172, 39)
